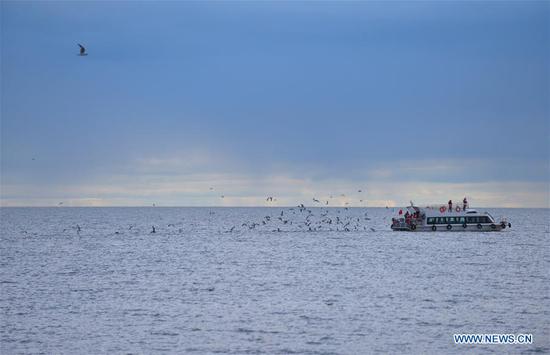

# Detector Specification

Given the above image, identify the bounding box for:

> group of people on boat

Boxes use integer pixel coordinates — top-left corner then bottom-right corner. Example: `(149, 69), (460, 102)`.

(404, 210), (420, 225)
(396, 209), (424, 226)
(393, 197), (469, 228)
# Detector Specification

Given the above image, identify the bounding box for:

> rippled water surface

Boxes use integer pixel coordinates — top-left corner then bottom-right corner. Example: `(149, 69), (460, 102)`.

(1, 207), (549, 354)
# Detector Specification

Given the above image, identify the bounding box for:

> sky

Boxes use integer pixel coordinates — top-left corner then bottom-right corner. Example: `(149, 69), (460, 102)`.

(1, 1), (549, 207)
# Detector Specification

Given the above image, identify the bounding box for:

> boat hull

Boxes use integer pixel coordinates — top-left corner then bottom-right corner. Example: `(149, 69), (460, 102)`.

(391, 224), (507, 232)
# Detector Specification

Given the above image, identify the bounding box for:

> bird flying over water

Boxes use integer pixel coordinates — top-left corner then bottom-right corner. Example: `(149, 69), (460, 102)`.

(77, 43), (88, 56)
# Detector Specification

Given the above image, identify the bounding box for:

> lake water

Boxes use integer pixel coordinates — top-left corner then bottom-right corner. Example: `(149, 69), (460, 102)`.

(1, 207), (549, 354)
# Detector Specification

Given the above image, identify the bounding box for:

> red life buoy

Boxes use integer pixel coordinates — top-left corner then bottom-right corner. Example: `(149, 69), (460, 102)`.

(439, 206), (446, 213)
(455, 206), (461, 212)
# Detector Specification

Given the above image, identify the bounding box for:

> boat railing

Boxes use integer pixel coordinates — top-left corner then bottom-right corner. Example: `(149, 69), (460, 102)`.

(421, 203), (470, 213)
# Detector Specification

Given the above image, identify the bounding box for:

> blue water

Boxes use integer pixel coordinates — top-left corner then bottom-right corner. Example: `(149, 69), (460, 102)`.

(1, 207), (549, 353)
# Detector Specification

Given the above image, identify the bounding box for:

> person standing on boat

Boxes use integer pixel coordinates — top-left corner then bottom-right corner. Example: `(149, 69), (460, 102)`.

(463, 197), (468, 210)
(448, 200), (453, 212)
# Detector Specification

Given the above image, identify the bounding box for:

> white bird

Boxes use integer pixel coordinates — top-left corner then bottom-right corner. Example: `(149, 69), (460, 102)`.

(77, 43), (88, 56)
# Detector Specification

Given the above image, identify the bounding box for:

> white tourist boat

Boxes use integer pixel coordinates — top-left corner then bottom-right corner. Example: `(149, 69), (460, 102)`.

(391, 203), (511, 232)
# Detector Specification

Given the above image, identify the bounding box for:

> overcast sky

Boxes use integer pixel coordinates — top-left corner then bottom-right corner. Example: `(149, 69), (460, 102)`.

(1, 1), (548, 207)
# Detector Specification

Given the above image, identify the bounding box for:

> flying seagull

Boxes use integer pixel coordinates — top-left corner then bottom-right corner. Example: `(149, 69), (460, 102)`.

(77, 43), (88, 56)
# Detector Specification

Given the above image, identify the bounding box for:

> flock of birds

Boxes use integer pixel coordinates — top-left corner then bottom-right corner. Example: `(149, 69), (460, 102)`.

(48, 187), (377, 237)
(55, 206), (375, 237)
(222, 204), (376, 234)
(204, 187), (375, 233)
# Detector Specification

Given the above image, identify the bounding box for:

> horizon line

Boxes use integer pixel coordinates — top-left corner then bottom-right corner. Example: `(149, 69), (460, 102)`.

(1, 205), (547, 209)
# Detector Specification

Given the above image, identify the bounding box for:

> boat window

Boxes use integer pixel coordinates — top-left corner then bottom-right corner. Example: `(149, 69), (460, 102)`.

(459, 217), (465, 223)
(427, 217), (435, 224)
(466, 216), (491, 224)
